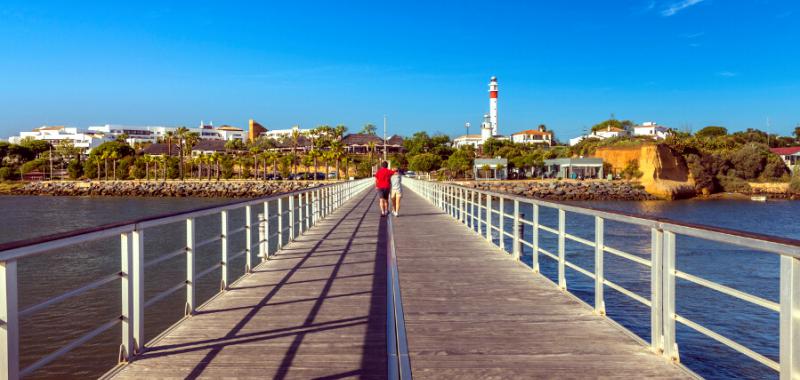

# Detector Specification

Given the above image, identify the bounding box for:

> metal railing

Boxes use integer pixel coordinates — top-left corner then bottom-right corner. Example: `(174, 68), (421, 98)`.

(405, 178), (800, 380)
(0, 178), (372, 379)
(386, 207), (412, 379)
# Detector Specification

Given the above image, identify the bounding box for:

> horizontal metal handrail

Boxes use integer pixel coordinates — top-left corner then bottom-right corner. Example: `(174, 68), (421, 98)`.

(405, 178), (800, 378)
(19, 273), (119, 318)
(0, 181), (346, 261)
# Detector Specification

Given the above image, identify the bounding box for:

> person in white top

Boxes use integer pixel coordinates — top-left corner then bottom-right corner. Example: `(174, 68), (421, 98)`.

(390, 169), (403, 216)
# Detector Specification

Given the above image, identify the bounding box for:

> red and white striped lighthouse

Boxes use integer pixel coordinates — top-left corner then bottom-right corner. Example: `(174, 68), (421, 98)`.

(488, 76), (498, 135)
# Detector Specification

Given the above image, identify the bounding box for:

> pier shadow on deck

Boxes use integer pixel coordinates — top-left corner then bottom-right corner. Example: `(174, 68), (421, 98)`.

(108, 190), (387, 379)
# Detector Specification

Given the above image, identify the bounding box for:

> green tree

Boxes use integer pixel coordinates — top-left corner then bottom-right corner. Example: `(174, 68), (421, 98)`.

(591, 119), (634, 132)
(695, 126), (728, 139)
(18, 137), (51, 156)
(446, 149), (473, 178)
(67, 159), (83, 179)
(360, 123), (377, 135)
(409, 153), (441, 173)
(0, 167), (16, 181)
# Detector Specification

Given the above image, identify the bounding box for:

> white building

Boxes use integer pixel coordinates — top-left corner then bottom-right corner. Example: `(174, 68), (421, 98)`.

(87, 124), (161, 145)
(262, 125), (313, 140)
(633, 122), (671, 139)
(511, 126), (553, 146)
(770, 147), (800, 173)
(453, 134), (484, 149)
(215, 125), (246, 141)
(569, 126), (629, 146)
(9, 126), (110, 153)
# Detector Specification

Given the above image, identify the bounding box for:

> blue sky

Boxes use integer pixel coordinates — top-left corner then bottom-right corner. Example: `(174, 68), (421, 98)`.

(1, 0), (798, 141)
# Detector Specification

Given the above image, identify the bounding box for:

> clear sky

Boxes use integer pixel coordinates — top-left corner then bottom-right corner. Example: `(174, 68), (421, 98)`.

(1, 0), (798, 141)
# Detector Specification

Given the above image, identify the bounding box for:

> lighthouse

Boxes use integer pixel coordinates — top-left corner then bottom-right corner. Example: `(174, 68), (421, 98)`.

(488, 76), (498, 135)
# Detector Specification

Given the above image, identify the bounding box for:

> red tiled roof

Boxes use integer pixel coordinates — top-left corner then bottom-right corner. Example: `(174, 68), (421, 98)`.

(770, 147), (800, 156)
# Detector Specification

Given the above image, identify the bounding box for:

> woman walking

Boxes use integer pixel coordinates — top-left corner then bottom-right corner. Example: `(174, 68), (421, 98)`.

(390, 169), (403, 216)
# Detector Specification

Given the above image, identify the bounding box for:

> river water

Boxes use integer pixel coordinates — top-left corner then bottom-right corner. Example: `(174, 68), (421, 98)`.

(1, 195), (798, 379)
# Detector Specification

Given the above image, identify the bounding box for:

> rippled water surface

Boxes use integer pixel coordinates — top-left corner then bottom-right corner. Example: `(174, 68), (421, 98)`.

(1, 195), (799, 379)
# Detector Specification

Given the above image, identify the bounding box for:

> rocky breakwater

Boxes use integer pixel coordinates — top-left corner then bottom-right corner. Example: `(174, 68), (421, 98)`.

(10, 180), (324, 198)
(460, 180), (657, 201)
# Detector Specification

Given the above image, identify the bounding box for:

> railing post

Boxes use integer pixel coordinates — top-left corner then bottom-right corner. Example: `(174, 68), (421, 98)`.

(289, 195), (295, 241)
(277, 197), (284, 248)
(532, 204), (540, 272)
(471, 190), (477, 230)
(558, 209), (566, 289)
(780, 256), (800, 379)
(513, 200), (520, 260)
(485, 194), (492, 242)
(131, 229), (144, 353)
(1, 260), (20, 380)
(651, 227), (664, 352)
(185, 218), (196, 315)
(258, 212), (265, 262)
(460, 188), (466, 224)
(298, 193), (304, 235)
(662, 230), (679, 362)
(245, 206), (252, 272)
(594, 216), (605, 315)
(220, 210), (228, 291)
(119, 233), (134, 363)
(499, 197), (505, 251)
(263, 201), (270, 260)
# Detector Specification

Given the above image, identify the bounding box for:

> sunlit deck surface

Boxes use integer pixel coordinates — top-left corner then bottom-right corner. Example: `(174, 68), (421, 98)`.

(108, 189), (692, 379)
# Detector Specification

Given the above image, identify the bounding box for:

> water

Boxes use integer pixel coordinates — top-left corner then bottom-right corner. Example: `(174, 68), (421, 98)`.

(2, 195), (799, 379)
(478, 198), (800, 380)
(0, 195), (297, 379)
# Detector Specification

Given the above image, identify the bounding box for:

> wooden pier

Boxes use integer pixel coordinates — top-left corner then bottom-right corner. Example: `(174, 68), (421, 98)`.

(106, 189), (692, 379)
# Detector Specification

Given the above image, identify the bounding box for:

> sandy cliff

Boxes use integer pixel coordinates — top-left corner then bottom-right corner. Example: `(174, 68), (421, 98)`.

(594, 144), (695, 200)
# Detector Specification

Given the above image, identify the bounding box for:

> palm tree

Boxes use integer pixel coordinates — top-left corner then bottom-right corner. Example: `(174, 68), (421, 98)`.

(329, 140), (345, 180)
(211, 153), (222, 181)
(101, 150), (110, 180)
(290, 127), (302, 178)
(301, 153), (314, 180)
(360, 123), (377, 135)
(110, 150), (119, 180)
(174, 127), (190, 180)
(165, 131), (175, 157)
(250, 147), (260, 179)
(307, 148), (321, 180)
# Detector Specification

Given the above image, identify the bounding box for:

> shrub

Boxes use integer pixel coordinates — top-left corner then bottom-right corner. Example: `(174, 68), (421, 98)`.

(0, 166), (16, 181)
(67, 159), (83, 179)
(790, 176), (800, 194)
(717, 174), (751, 192)
(620, 160), (643, 180)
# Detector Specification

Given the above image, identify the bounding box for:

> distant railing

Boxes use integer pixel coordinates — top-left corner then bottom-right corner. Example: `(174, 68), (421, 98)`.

(0, 178), (372, 379)
(404, 178), (800, 380)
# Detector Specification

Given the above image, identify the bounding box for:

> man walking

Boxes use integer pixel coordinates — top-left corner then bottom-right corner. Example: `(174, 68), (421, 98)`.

(374, 161), (394, 217)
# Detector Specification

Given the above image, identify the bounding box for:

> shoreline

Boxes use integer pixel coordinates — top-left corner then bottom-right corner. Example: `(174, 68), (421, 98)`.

(1, 180), (328, 198)
(1, 179), (797, 200)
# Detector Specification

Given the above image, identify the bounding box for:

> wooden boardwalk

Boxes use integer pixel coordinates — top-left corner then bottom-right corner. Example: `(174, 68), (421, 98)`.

(108, 190), (387, 379)
(392, 190), (693, 379)
(107, 187), (692, 379)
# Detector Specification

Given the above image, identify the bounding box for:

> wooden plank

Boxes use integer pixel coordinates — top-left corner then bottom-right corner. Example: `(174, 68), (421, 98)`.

(109, 190), (387, 379)
(392, 191), (695, 379)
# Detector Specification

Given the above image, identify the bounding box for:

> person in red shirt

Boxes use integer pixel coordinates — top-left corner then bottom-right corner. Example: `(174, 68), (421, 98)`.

(374, 161), (395, 217)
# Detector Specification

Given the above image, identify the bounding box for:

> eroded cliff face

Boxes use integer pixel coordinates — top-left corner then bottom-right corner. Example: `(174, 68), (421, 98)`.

(595, 144), (695, 200)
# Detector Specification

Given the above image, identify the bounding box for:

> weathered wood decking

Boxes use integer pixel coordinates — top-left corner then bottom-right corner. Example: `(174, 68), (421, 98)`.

(392, 191), (693, 379)
(108, 191), (387, 379)
(107, 188), (692, 379)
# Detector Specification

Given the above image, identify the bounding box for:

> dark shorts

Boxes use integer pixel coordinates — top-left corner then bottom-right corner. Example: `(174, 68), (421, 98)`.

(377, 188), (390, 200)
